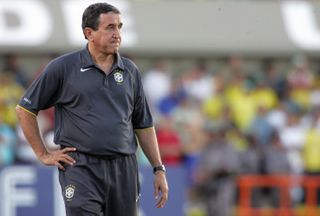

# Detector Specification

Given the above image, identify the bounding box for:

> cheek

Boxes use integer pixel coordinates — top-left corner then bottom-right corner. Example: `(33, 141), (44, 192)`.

(102, 35), (113, 42)
(94, 37), (109, 46)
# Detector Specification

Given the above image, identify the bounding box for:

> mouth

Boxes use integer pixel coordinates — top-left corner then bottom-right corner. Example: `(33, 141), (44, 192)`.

(111, 40), (121, 46)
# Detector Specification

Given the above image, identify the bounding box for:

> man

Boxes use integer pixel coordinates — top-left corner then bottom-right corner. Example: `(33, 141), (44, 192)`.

(194, 124), (240, 216)
(16, 2), (168, 216)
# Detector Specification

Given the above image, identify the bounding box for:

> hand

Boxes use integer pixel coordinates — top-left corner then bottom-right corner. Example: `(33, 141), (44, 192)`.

(153, 171), (169, 208)
(38, 147), (77, 170)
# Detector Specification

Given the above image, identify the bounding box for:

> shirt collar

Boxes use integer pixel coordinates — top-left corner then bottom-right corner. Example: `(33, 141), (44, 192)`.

(111, 52), (125, 72)
(80, 46), (95, 69)
(80, 45), (125, 72)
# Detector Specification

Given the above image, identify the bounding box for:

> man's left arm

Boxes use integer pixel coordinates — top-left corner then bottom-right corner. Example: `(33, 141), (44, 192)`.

(135, 127), (169, 208)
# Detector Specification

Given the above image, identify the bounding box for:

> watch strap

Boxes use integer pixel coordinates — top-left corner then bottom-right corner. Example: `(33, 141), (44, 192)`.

(153, 164), (166, 174)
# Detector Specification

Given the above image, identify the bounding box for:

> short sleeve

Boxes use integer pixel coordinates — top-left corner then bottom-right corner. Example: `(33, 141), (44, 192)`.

(18, 60), (62, 115)
(131, 65), (153, 129)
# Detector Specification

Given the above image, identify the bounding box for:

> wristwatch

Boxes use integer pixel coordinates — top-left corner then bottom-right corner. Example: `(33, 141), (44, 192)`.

(153, 164), (166, 174)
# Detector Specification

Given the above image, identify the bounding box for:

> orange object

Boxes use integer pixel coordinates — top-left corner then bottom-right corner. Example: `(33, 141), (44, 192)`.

(237, 175), (320, 216)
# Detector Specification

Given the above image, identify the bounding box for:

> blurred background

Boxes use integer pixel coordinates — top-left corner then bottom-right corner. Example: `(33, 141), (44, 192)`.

(1, 0), (320, 215)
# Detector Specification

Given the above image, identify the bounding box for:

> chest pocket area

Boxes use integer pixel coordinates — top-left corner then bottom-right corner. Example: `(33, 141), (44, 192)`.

(103, 72), (133, 104)
(64, 78), (100, 112)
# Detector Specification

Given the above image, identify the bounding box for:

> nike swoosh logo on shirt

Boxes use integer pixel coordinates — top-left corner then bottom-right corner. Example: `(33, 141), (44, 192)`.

(80, 67), (92, 72)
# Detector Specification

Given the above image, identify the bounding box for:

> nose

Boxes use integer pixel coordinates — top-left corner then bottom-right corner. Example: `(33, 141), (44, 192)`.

(113, 28), (121, 39)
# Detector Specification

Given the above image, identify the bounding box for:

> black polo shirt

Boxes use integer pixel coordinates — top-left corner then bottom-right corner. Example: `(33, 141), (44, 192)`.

(18, 47), (153, 156)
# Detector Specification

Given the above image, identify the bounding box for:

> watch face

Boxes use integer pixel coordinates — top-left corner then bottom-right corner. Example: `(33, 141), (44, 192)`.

(153, 165), (166, 173)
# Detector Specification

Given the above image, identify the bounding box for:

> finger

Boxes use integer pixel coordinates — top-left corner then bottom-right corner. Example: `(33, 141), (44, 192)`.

(156, 195), (166, 208)
(157, 184), (168, 207)
(64, 154), (76, 163)
(154, 183), (159, 200)
(60, 155), (75, 165)
(56, 162), (65, 171)
(156, 196), (163, 208)
(60, 154), (76, 163)
(156, 190), (168, 208)
(158, 193), (168, 208)
(62, 147), (77, 153)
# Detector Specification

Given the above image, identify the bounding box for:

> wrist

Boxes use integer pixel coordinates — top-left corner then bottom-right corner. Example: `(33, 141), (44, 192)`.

(153, 164), (166, 174)
(37, 149), (49, 160)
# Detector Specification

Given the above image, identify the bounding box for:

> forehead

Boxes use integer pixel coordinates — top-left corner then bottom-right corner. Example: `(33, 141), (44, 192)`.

(98, 12), (121, 26)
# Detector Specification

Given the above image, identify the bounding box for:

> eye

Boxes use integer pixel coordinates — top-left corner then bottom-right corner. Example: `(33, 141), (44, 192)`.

(105, 23), (122, 31)
(106, 25), (115, 30)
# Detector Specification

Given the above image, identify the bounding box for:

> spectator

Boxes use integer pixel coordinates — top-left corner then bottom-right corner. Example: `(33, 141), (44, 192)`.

(279, 111), (307, 204)
(157, 77), (186, 117)
(202, 74), (226, 121)
(287, 54), (314, 89)
(156, 116), (183, 166)
(266, 101), (288, 131)
(225, 73), (257, 131)
(252, 79), (278, 111)
(143, 59), (172, 109)
(0, 115), (16, 165)
(287, 55), (314, 111)
(248, 105), (275, 147)
(264, 132), (292, 207)
(309, 82), (320, 108)
(172, 97), (206, 184)
(265, 132), (292, 174)
(219, 55), (245, 84)
(303, 109), (320, 175)
(238, 134), (263, 207)
(0, 72), (24, 127)
(181, 60), (214, 102)
(194, 125), (240, 216)
(303, 109), (320, 204)
(261, 58), (288, 101)
(3, 54), (29, 88)
(279, 111), (306, 175)
(239, 134), (261, 175)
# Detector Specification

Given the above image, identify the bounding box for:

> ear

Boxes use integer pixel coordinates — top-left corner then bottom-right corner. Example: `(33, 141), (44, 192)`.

(83, 27), (94, 41)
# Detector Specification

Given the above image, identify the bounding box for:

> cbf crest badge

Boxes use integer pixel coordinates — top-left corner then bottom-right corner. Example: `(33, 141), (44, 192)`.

(65, 184), (76, 201)
(114, 70), (124, 84)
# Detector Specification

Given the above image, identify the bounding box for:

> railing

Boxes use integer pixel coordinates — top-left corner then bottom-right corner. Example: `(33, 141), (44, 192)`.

(237, 175), (320, 216)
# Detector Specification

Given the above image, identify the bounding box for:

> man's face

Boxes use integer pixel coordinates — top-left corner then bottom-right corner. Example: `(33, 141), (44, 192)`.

(90, 12), (122, 55)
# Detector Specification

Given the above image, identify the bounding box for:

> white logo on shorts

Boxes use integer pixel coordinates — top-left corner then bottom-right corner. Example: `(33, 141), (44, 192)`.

(136, 193), (141, 203)
(65, 184), (76, 201)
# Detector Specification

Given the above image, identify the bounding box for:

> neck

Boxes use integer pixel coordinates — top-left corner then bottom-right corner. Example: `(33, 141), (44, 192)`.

(93, 52), (114, 66)
(88, 44), (114, 64)
(88, 44), (115, 73)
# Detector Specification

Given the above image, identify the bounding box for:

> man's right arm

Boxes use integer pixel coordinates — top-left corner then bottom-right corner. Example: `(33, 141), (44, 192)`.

(16, 106), (76, 170)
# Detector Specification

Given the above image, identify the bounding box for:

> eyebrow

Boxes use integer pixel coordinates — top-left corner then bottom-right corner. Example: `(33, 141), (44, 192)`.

(106, 22), (123, 28)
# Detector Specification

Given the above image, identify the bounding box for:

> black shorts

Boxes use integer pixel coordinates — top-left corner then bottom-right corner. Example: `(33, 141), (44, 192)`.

(58, 152), (140, 216)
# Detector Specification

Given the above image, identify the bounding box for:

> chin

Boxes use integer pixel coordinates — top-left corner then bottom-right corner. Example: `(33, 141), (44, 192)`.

(110, 47), (119, 54)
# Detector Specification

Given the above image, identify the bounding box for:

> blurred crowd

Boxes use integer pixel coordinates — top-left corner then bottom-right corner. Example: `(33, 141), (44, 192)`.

(1, 53), (320, 215)
(140, 54), (320, 215)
